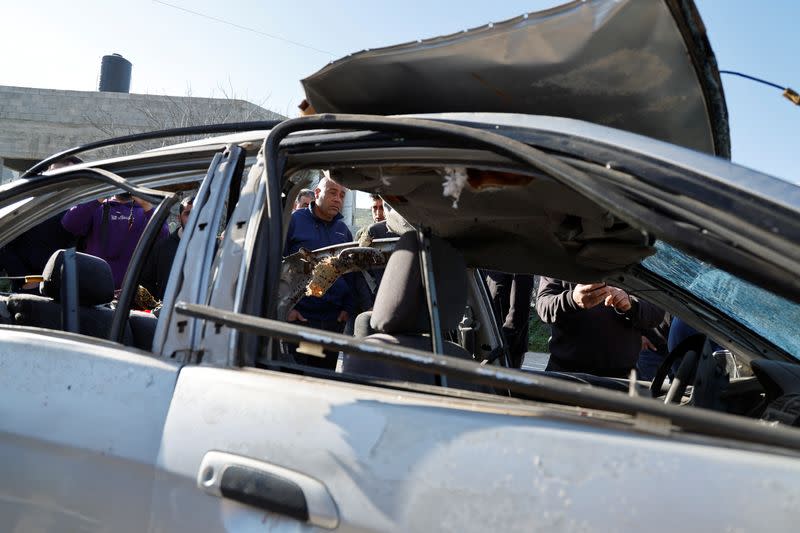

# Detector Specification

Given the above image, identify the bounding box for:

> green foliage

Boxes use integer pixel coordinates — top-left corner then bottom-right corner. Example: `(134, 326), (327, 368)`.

(353, 208), (373, 236)
(528, 312), (550, 353)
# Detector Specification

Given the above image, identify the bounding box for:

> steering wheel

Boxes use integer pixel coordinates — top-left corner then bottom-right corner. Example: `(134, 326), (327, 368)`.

(649, 333), (707, 400)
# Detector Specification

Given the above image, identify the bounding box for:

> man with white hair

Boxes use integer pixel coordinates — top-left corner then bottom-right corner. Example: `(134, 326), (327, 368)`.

(284, 175), (355, 370)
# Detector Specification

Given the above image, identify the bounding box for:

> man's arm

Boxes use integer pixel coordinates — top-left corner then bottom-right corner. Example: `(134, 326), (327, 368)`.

(535, 277), (578, 324)
(628, 297), (666, 330)
(141, 205), (169, 240)
(335, 218), (357, 320)
(602, 287), (665, 329)
(132, 196), (153, 213)
(350, 271), (374, 312)
(340, 272), (356, 317)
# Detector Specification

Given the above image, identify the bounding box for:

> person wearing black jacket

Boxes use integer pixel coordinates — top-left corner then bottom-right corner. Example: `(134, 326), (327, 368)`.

(140, 196), (193, 300)
(0, 214), (75, 279)
(0, 157), (81, 283)
(536, 277), (665, 377)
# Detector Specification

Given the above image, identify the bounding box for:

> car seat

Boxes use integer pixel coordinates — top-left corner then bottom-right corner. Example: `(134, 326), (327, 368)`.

(343, 231), (488, 391)
(5, 249), (155, 348)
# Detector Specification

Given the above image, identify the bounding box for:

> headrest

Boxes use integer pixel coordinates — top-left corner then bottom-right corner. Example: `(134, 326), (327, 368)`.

(40, 250), (115, 306)
(384, 208), (414, 236)
(370, 231), (467, 335)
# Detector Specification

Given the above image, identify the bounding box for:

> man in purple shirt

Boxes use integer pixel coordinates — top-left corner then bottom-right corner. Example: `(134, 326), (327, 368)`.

(62, 194), (168, 289)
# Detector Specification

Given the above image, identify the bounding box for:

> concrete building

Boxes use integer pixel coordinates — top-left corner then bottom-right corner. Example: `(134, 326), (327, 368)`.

(0, 84), (284, 183)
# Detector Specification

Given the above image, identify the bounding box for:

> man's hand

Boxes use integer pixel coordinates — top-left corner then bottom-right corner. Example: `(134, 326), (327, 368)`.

(604, 287), (632, 312)
(337, 310), (349, 323)
(287, 309), (307, 322)
(571, 283), (612, 309)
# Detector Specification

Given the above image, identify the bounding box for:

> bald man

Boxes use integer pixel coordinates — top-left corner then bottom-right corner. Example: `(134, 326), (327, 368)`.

(284, 176), (355, 369)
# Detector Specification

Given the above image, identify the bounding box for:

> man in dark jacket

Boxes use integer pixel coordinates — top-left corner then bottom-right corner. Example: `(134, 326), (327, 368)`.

(355, 195), (393, 240)
(140, 196), (193, 300)
(284, 176), (355, 370)
(0, 157), (81, 282)
(0, 215), (76, 279)
(362, 218), (398, 241)
(536, 278), (665, 377)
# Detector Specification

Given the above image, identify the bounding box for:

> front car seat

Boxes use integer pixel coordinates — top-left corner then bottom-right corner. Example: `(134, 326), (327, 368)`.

(343, 231), (487, 391)
(6, 249), (136, 343)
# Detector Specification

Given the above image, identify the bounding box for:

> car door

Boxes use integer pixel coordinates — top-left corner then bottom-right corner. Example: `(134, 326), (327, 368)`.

(148, 132), (800, 532)
(0, 171), (184, 532)
(0, 330), (179, 533)
(149, 356), (800, 532)
(0, 149), (234, 532)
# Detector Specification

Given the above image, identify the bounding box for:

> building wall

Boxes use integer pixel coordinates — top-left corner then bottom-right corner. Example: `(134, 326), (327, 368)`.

(0, 85), (284, 173)
(0, 160), (18, 185)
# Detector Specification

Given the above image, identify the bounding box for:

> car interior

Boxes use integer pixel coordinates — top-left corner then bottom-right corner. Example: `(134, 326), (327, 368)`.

(268, 158), (800, 436)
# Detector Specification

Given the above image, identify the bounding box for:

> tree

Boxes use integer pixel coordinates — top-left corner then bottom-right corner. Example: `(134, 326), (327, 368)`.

(82, 82), (284, 158)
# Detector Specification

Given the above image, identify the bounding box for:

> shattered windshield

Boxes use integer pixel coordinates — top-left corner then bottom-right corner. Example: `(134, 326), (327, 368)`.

(642, 241), (800, 358)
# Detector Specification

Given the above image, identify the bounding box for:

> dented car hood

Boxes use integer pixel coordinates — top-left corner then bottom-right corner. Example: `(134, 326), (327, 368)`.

(302, 0), (729, 158)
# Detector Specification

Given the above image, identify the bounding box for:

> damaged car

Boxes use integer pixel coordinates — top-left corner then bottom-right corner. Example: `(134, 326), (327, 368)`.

(1, 0), (800, 531)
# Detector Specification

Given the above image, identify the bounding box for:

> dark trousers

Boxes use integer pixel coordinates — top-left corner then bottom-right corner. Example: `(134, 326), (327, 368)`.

(485, 272), (535, 368)
(288, 318), (345, 371)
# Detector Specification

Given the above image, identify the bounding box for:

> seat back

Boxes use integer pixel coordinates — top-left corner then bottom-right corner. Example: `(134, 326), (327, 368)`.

(368, 231), (467, 336)
(39, 249), (115, 305)
(7, 250), (134, 343)
(343, 232), (487, 390)
(128, 311), (158, 351)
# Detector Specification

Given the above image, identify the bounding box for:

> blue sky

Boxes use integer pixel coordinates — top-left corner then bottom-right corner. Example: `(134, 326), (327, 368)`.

(1, 0), (796, 183)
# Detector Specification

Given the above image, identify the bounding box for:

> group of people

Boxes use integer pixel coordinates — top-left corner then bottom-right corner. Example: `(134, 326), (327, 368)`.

(287, 177), (689, 380)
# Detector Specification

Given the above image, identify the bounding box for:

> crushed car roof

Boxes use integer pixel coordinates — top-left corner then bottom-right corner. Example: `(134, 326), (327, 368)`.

(301, 0), (729, 158)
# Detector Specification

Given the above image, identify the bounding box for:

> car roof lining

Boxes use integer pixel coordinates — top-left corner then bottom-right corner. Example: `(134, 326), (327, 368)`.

(286, 148), (653, 281)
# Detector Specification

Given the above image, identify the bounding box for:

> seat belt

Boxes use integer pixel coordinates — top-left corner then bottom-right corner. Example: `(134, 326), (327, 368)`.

(361, 271), (377, 293)
(100, 201), (111, 252)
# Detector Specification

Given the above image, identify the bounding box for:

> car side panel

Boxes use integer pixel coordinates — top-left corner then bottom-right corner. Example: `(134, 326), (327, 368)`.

(154, 366), (800, 532)
(0, 328), (179, 532)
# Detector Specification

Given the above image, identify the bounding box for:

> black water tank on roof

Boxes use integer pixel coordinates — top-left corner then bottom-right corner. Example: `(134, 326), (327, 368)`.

(98, 53), (132, 93)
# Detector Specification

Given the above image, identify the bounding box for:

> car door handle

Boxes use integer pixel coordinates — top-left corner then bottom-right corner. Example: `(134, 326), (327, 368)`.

(198, 451), (339, 529)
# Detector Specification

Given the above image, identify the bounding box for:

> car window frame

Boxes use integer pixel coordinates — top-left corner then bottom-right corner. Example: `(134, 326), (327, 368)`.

(0, 167), (174, 340)
(153, 145), (248, 361)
